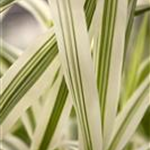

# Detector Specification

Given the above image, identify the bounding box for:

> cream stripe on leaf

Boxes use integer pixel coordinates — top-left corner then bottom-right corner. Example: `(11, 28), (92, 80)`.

(31, 76), (72, 150)
(0, 41), (40, 139)
(0, 0), (99, 143)
(1, 56), (60, 138)
(49, 0), (102, 150)
(0, 29), (58, 123)
(1, 39), (72, 150)
(107, 76), (150, 150)
(125, 0), (138, 51)
(0, 0), (100, 125)
(92, 0), (127, 147)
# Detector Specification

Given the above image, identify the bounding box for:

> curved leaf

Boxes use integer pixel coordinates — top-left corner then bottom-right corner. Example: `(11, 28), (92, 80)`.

(107, 76), (150, 150)
(0, 29), (58, 124)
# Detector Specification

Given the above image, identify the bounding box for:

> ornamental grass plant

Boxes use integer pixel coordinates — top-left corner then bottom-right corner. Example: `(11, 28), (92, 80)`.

(0, 0), (150, 150)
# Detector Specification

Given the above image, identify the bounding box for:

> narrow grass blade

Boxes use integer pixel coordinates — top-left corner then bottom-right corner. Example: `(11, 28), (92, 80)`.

(0, 0), (103, 124)
(1, 56), (60, 138)
(0, 41), (41, 139)
(89, 0), (104, 41)
(121, 15), (148, 105)
(92, 0), (127, 146)
(124, 0), (138, 53)
(0, 29), (59, 137)
(50, 0), (102, 149)
(107, 76), (150, 150)
(31, 74), (72, 150)
(0, 0), (97, 134)
(0, 29), (58, 123)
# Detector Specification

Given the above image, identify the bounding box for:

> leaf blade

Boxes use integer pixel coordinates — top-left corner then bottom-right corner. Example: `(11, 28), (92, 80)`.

(50, 0), (102, 149)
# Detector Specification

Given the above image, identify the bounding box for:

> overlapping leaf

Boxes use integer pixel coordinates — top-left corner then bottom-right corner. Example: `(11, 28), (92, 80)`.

(0, 29), (58, 124)
(92, 0), (127, 146)
(49, 0), (102, 149)
(107, 76), (150, 150)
